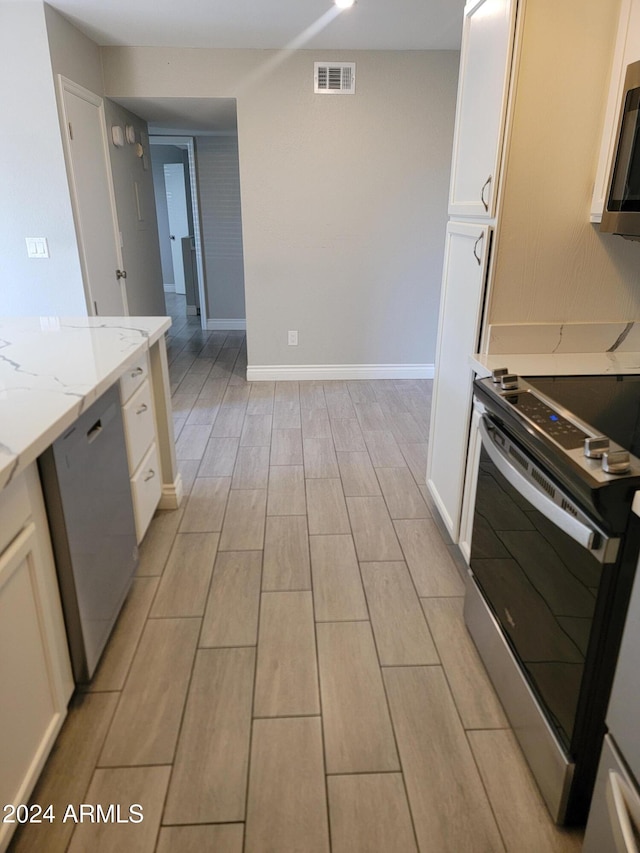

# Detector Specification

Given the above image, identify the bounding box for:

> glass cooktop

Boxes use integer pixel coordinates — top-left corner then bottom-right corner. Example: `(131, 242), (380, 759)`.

(524, 375), (640, 457)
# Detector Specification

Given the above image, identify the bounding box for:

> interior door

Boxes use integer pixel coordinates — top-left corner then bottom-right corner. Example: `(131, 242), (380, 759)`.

(164, 163), (189, 296)
(59, 78), (126, 316)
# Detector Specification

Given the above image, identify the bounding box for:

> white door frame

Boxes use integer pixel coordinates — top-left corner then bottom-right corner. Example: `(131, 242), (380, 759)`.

(57, 76), (127, 316)
(150, 136), (207, 330)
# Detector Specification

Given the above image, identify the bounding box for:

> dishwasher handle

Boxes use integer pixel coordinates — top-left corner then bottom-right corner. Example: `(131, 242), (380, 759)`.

(479, 417), (616, 559)
(87, 419), (103, 443)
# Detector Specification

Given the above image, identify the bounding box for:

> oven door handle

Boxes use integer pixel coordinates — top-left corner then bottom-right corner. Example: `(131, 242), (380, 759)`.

(479, 417), (607, 553)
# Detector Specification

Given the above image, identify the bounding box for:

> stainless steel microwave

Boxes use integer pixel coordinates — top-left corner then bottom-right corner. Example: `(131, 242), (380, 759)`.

(601, 60), (640, 241)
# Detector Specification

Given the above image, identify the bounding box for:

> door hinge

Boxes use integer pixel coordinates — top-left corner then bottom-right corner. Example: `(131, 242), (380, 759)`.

(68, 122), (73, 140)
(116, 269), (127, 280)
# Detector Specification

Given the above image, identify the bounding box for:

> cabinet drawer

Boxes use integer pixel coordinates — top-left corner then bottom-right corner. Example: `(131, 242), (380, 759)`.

(122, 380), (155, 473)
(120, 353), (149, 404)
(131, 443), (162, 544)
(0, 473), (31, 556)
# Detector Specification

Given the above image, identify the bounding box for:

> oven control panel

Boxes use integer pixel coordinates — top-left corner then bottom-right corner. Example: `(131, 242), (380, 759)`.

(475, 371), (637, 479)
(502, 392), (587, 450)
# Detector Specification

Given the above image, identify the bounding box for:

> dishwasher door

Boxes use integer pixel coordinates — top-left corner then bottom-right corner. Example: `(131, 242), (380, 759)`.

(39, 383), (138, 682)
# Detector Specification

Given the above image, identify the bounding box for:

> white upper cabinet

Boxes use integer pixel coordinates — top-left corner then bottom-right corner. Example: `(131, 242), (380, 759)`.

(448, 0), (518, 219)
(591, 0), (640, 222)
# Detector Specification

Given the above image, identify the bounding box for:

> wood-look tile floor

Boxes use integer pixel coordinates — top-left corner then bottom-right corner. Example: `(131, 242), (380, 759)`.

(10, 297), (583, 852)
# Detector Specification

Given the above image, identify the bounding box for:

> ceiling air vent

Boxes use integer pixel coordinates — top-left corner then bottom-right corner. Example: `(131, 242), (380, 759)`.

(314, 62), (356, 95)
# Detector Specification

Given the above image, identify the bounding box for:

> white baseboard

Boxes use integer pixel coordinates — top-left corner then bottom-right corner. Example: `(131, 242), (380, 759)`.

(186, 304), (198, 316)
(163, 284), (176, 292)
(206, 319), (247, 331)
(246, 363), (435, 381)
(158, 474), (184, 510)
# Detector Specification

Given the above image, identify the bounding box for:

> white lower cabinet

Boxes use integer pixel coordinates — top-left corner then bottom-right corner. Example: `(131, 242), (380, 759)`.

(120, 354), (162, 543)
(122, 379), (156, 473)
(130, 443), (162, 542)
(427, 220), (492, 542)
(0, 466), (73, 853)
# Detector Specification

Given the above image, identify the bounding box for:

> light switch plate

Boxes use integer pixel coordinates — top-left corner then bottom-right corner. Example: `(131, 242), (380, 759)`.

(25, 237), (49, 259)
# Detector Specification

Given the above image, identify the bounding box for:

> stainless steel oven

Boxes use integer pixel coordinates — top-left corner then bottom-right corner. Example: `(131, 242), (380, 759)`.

(466, 371), (640, 826)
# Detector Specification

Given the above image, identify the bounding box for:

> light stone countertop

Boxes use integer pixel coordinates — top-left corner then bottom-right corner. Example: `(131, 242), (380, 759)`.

(0, 316), (171, 490)
(470, 351), (640, 378)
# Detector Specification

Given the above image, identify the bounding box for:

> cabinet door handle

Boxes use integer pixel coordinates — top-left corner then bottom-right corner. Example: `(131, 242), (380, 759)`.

(607, 770), (640, 853)
(131, 367), (144, 378)
(143, 469), (156, 482)
(473, 233), (484, 266)
(480, 175), (492, 212)
(136, 403), (148, 415)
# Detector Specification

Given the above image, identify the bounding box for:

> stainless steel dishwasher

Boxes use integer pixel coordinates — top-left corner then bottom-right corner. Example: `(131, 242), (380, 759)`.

(39, 383), (138, 682)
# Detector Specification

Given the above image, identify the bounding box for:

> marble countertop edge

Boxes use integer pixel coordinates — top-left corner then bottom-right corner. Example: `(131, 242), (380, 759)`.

(0, 317), (171, 491)
(470, 351), (640, 377)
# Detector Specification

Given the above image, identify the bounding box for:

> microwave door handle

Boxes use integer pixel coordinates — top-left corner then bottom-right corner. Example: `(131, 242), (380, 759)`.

(607, 770), (640, 853)
(479, 418), (601, 552)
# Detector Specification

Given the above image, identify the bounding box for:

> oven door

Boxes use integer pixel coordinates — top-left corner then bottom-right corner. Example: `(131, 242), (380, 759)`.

(471, 414), (618, 747)
(467, 414), (621, 820)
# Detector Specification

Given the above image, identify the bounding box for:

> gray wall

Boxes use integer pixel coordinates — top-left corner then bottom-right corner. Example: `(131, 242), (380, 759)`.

(44, 2), (103, 96)
(0, 2), (86, 315)
(103, 100), (166, 316)
(0, 3), (166, 318)
(103, 48), (459, 367)
(47, 4), (165, 318)
(196, 135), (246, 321)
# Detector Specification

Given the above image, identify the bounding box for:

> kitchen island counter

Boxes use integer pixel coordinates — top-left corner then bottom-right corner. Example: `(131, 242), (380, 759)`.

(0, 316), (178, 499)
(0, 314), (180, 850)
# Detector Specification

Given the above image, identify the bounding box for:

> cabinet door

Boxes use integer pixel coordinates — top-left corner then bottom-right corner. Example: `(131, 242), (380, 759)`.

(458, 401), (485, 564)
(427, 221), (492, 542)
(0, 467), (73, 853)
(583, 736), (640, 853)
(448, 0), (517, 218)
(606, 540), (640, 779)
(0, 524), (69, 851)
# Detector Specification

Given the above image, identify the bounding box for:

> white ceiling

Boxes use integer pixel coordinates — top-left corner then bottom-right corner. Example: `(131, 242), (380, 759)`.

(118, 97), (238, 135)
(48, 0), (464, 51)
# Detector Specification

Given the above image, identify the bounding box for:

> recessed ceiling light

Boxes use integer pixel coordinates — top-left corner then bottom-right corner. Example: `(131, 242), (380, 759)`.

(335, 0), (355, 9)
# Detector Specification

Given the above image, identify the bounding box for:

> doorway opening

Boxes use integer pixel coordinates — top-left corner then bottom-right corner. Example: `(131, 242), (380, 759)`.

(111, 97), (246, 335)
(149, 137), (204, 322)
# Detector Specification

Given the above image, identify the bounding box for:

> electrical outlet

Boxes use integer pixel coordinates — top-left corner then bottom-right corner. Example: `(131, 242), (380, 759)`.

(288, 330), (298, 346)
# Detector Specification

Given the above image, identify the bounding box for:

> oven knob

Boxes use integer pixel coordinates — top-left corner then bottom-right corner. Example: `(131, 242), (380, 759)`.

(500, 374), (518, 391)
(491, 368), (509, 383)
(584, 436), (610, 459)
(602, 449), (631, 475)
